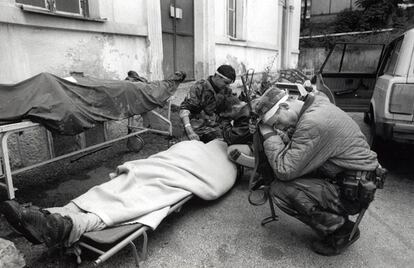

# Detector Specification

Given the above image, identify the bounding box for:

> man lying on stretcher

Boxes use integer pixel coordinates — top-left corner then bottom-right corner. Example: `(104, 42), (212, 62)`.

(0, 139), (237, 248)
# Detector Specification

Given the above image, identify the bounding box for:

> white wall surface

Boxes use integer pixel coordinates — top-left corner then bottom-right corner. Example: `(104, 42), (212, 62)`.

(213, 0), (301, 75)
(0, 0), (149, 83)
(245, 0), (278, 45)
(0, 24), (148, 83)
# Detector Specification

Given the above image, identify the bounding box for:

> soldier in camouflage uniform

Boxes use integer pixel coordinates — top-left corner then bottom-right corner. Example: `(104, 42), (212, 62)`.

(179, 65), (236, 143)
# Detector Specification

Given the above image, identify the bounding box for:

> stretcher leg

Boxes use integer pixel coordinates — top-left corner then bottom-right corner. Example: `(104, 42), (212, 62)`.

(1, 132), (16, 199)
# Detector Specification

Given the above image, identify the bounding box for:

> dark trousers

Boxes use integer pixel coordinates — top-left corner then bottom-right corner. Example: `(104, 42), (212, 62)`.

(270, 178), (361, 237)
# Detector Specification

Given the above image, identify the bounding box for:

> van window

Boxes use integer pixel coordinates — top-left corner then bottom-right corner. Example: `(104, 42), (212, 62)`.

(341, 44), (383, 73)
(323, 44), (344, 73)
(322, 43), (383, 74)
(383, 38), (403, 75)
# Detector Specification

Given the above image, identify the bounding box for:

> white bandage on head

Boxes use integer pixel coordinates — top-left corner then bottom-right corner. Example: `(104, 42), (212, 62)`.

(215, 71), (233, 83)
(262, 94), (289, 124)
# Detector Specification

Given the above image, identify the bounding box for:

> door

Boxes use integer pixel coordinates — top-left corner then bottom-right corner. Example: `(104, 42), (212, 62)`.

(317, 43), (385, 112)
(160, 0), (194, 80)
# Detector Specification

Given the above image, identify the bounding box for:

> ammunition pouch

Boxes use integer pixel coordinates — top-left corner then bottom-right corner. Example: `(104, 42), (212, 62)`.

(337, 167), (387, 207)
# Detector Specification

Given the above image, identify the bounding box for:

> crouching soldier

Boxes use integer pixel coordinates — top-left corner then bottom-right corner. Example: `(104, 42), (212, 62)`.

(249, 88), (386, 256)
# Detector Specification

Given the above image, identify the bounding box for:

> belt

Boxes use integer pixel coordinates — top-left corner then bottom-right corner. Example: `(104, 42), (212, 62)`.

(338, 170), (375, 181)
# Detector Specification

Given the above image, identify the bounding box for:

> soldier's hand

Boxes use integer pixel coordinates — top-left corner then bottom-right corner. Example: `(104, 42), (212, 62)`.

(187, 130), (200, 141)
(248, 118), (258, 134)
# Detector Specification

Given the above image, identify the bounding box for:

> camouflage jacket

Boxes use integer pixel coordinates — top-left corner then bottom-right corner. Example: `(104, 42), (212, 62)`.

(180, 76), (233, 117)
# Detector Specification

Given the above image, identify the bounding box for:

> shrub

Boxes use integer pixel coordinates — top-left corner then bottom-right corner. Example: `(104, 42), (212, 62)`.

(334, 9), (363, 32)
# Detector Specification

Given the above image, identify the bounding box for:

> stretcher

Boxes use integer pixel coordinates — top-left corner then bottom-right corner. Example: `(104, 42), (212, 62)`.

(76, 195), (193, 267)
(0, 100), (173, 200)
(0, 71), (186, 200)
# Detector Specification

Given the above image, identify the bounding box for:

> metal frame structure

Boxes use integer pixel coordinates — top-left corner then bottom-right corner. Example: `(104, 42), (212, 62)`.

(77, 195), (192, 267)
(0, 100), (173, 200)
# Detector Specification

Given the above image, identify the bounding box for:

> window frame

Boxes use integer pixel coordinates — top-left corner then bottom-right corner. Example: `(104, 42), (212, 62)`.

(15, 0), (98, 20)
(226, 0), (245, 41)
(383, 38), (404, 76)
(227, 0), (236, 38)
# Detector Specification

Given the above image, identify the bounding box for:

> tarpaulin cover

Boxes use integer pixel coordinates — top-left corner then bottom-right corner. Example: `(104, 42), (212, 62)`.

(0, 72), (185, 135)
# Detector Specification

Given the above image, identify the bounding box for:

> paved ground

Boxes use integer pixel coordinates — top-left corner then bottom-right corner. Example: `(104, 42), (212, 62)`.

(0, 87), (413, 267)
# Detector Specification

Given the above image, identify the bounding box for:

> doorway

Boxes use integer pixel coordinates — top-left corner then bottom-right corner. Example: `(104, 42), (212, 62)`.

(160, 0), (195, 80)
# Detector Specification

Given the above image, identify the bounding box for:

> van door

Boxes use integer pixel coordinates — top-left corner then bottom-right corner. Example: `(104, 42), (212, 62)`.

(317, 43), (385, 112)
(407, 40), (414, 122)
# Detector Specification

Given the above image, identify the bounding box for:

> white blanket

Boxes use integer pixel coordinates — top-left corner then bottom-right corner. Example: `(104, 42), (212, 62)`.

(72, 140), (237, 229)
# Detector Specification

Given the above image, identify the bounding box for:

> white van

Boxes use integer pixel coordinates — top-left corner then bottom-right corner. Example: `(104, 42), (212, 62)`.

(316, 27), (414, 145)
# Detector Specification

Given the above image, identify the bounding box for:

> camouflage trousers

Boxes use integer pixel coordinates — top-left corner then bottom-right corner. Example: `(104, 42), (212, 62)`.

(270, 178), (361, 237)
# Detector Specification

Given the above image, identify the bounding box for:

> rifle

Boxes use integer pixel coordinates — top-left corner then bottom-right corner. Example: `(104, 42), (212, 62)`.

(240, 68), (258, 122)
(241, 69), (279, 226)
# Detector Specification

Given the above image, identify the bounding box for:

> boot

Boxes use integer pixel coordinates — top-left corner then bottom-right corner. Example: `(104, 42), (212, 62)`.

(311, 220), (360, 256)
(0, 200), (73, 248)
(310, 210), (346, 236)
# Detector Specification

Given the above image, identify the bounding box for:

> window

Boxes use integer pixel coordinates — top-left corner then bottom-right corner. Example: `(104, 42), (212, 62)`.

(227, 0), (245, 40)
(227, 0), (236, 38)
(301, 0), (311, 19)
(322, 43), (384, 74)
(16, 0), (89, 17)
(383, 38), (403, 75)
(341, 44), (384, 74)
(323, 44), (344, 73)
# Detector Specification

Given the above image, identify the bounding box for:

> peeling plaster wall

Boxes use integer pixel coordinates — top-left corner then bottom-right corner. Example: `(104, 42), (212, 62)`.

(0, 24), (148, 83)
(0, 24), (148, 169)
(0, 0), (153, 172)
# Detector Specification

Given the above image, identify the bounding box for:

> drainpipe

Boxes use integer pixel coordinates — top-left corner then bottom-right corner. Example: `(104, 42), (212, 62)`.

(172, 0), (177, 73)
(281, 0), (288, 69)
(287, 0), (294, 68)
(146, 0), (164, 80)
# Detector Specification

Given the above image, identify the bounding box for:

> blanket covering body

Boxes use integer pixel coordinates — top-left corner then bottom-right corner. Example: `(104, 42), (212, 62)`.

(72, 140), (237, 227)
(0, 72), (184, 135)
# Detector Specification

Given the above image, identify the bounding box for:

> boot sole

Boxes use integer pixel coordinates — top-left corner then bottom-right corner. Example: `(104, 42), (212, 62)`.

(0, 201), (44, 244)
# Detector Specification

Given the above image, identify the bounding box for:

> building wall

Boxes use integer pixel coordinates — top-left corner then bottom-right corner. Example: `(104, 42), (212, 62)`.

(0, 0), (152, 83)
(0, 0), (160, 170)
(213, 0), (301, 75)
(0, 0), (302, 173)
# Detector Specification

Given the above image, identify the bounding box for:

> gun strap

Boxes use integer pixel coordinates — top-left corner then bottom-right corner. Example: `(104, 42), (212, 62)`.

(248, 132), (259, 190)
(248, 131), (274, 191)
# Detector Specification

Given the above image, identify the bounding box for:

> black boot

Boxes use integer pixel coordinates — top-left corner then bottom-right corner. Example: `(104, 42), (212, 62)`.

(0, 200), (73, 248)
(311, 220), (360, 256)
